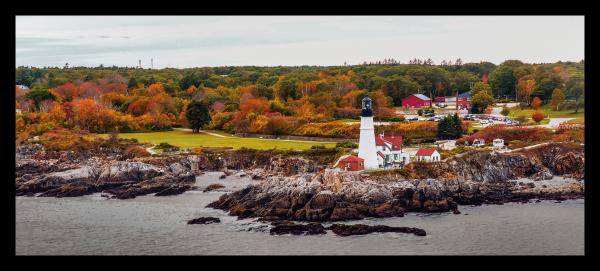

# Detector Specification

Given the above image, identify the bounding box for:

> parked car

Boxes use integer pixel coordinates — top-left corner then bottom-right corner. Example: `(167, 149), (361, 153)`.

(407, 117), (418, 121)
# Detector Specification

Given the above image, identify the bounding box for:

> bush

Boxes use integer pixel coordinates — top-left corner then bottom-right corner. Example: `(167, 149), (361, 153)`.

(378, 121), (438, 139)
(155, 142), (180, 152)
(336, 141), (358, 149)
(532, 111), (545, 123)
(123, 145), (151, 158)
(500, 106), (510, 116)
(294, 122), (359, 138)
(457, 125), (553, 145)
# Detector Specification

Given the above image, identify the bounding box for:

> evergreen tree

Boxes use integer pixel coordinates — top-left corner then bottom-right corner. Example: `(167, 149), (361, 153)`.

(185, 99), (211, 133)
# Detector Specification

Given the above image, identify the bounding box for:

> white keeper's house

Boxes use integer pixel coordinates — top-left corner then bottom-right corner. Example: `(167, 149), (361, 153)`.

(375, 133), (410, 168)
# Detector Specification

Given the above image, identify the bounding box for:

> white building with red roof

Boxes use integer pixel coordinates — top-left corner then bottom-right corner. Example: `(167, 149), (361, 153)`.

(415, 148), (441, 162)
(375, 132), (410, 168)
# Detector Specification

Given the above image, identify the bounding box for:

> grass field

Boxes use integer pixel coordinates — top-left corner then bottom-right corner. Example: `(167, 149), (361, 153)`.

(508, 104), (584, 124)
(114, 129), (337, 151)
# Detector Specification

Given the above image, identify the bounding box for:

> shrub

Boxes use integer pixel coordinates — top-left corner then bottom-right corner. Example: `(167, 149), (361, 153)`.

(123, 145), (151, 158)
(500, 106), (510, 116)
(336, 141), (358, 149)
(155, 142), (180, 152)
(378, 121), (438, 139)
(457, 125), (553, 145)
(532, 111), (545, 123)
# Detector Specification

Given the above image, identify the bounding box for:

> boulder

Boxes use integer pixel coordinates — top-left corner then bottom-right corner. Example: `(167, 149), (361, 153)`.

(187, 217), (221, 224)
(155, 185), (191, 196)
(98, 162), (164, 183)
(270, 222), (326, 235)
(327, 224), (426, 237)
(203, 184), (225, 192)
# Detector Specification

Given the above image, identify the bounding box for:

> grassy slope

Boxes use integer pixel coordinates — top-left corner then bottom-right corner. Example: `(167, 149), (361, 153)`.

(508, 104), (584, 124)
(115, 130), (337, 150)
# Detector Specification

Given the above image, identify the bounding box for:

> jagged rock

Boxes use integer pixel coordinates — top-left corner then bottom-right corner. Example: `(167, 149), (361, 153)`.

(203, 184), (225, 192)
(327, 224), (426, 237)
(155, 185), (191, 196)
(269, 222), (326, 235)
(169, 162), (187, 175)
(98, 162), (164, 183)
(187, 217), (221, 224)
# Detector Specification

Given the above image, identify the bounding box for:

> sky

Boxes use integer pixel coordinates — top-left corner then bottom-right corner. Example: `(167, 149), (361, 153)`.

(16, 16), (584, 68)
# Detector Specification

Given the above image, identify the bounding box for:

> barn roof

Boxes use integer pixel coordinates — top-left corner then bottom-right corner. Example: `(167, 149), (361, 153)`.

(412, 94), (431, 101)
(458, 91), (471, 98)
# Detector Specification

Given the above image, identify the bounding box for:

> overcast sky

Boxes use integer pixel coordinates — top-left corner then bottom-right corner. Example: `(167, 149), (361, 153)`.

(16, 16), (584, 68)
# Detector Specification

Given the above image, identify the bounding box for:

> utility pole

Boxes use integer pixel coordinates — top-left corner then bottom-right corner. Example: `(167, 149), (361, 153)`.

(138, 60), (142, 69)
(151, 58), (154, 69)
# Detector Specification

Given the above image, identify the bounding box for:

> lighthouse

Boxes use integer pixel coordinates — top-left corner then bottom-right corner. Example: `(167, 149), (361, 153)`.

(358, 96), (379, 169)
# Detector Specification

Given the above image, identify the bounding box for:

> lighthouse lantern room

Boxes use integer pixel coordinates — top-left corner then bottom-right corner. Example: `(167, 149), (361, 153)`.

(357, 96), (379, 169)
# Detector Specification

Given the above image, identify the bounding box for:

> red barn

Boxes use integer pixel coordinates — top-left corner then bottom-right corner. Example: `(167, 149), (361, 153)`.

(335, 155), (365, 171)
(402, 94), (432, 108)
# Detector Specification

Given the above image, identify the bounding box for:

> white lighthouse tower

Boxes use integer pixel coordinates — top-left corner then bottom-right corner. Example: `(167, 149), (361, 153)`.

(358, 96), (379, 169)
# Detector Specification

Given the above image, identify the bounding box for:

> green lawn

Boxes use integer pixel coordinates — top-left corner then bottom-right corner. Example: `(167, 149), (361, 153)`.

(114, 130), (337, 151)
(508, 104), (584, 123)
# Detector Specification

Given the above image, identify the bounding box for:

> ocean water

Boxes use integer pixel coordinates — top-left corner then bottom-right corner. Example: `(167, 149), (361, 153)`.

(15, 172), (585, 255)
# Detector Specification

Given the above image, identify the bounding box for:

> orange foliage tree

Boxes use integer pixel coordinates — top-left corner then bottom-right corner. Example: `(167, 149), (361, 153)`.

(531, 97), (542, 110)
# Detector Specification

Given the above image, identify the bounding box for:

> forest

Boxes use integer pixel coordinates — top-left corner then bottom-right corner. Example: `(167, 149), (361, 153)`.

(15, 59), (585, 142)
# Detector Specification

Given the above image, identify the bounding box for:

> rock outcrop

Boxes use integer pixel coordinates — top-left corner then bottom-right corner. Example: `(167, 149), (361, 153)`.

(15, 145), (197, 198)
(208, 143), (584, 222)
(327, 224), (426, 237)
(187, 217), (221, 224)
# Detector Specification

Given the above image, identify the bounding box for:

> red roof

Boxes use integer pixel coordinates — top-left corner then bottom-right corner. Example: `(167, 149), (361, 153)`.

(375, 135), (403, 150)
(339, 155), (364, 162)
(416, 148), (437, 156)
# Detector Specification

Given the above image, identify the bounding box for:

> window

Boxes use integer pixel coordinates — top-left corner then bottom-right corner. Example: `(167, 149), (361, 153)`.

(385, 155), (390, 161)
(394, 154), (398, 160)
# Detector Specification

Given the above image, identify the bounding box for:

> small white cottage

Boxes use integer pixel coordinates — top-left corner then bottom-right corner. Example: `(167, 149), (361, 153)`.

(415, 148), (441, 162)
(492, 139), (505, 149)
(473, 138), (485, 147)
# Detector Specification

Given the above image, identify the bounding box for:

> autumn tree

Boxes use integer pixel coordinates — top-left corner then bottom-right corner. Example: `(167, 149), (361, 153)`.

(531, 97), (542, 110)
(49, 82), (79, 101)
(470, 90), (494, 114)
(550, 88), (565, 111)
(472, 82), (492, 96)
(25, 88), (55, 111)
(185, 100), (211, 133)
(517, 75), (536, 105)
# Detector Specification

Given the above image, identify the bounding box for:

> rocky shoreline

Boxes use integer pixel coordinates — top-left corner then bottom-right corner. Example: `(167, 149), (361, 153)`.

(16, 142), (584, 225)
(207, 143), (584, 222)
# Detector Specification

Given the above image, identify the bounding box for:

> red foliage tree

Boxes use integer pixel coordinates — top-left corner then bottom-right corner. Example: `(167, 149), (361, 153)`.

(532, 111), (545, 123)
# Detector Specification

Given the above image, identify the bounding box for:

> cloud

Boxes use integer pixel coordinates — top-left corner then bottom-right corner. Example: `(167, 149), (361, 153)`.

(15, 16), (584, 68)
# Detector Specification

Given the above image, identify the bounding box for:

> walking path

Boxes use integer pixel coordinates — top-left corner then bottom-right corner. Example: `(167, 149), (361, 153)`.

(175, 128), (229, 138)
(541, 118), (575, 128)
(174, 128), (335, 144)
